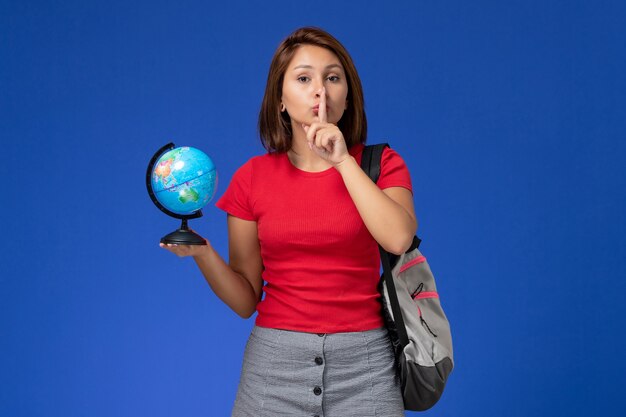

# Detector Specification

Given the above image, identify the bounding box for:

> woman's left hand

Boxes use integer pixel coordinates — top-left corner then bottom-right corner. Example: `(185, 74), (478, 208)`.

(302, 88), (349, 166)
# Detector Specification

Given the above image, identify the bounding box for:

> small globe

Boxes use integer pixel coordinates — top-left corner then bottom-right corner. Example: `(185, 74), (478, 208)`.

(149, 146), (217, 216)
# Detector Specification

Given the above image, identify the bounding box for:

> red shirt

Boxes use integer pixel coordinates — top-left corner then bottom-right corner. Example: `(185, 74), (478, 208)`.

(215, 143), (412, 333)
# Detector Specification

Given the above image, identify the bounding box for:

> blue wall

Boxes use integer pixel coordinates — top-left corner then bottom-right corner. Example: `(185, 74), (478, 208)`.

(1, 1), (625, 416)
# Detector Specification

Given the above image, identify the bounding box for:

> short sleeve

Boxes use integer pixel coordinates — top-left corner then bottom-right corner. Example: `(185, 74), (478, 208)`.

(215, 159), (255, 221)
(376, 147), (413, 193)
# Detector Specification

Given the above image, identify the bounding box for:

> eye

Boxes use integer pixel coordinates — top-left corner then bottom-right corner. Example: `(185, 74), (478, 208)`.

(297, 76), (310, 83)
(327, 75), (340, 82)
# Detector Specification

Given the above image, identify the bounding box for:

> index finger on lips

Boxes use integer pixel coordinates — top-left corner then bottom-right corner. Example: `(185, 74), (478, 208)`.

(318, 87), (327, 123)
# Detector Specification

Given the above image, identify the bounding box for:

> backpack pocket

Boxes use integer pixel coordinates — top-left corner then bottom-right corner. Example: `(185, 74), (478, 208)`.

(393, 249), (454, 364)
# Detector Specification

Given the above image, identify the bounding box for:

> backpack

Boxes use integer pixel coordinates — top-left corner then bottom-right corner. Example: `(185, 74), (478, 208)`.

(361, 143), (454, 411)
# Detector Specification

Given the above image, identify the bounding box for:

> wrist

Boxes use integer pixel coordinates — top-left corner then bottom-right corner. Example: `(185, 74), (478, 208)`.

(193, 242), (213, 261)
(334, 155), (356, 174)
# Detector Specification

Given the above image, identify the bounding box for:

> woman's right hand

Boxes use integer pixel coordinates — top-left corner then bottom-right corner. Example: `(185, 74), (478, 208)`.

(159, 238), (211, 259)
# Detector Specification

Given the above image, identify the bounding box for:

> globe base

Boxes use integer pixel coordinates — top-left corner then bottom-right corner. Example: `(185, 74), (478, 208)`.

(161, 228), (207, 245)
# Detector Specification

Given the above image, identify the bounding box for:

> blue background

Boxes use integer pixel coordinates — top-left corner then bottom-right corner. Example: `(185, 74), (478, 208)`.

(1, 1), (625, 416)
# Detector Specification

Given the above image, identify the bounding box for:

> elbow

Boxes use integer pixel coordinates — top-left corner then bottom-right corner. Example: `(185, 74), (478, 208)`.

(235, 297), (260, 319)
(385, 246), (405, 256)
(384, 232), (415, 256)
(384, 219), (418, 255)
(237, 310), (254, 319)
(236, 306), (256, 319)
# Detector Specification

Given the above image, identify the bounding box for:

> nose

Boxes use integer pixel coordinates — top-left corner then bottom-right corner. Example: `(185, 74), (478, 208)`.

(313, 79), (324, 97)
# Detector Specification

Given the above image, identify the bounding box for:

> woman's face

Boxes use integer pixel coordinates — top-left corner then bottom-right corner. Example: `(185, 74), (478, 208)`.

(281, 44), (348, 126)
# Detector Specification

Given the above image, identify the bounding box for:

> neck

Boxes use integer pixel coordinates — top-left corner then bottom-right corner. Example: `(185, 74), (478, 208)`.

(287, 123), (331, 172)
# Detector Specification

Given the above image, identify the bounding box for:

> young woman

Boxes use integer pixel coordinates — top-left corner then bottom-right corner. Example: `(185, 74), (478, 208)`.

(161, 27), (417, 417)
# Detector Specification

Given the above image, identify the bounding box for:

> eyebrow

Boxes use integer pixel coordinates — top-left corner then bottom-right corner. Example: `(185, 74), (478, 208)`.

(292, 64), (343, 71)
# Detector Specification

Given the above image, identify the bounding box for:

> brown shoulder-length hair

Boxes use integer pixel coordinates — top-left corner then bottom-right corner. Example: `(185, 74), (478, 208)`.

(258, 27), (367, 153)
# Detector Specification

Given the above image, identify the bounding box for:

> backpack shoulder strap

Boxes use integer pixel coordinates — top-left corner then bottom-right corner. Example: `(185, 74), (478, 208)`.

(362, 143), (422, 251)
(361, 143), (389, 183)
(361, 143), (411, 348)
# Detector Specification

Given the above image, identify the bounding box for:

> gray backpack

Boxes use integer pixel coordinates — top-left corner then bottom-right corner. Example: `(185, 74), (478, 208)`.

(361, 144), (454, 411)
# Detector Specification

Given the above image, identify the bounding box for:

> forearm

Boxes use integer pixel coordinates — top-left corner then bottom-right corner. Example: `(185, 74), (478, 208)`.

(192, 244), (259, 318)
(335, 156), (417, 254)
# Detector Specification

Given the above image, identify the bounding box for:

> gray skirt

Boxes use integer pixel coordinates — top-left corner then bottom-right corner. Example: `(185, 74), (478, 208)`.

(232, 326), (405, 417)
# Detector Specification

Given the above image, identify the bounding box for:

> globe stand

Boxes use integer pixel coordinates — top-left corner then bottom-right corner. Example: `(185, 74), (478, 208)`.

(161, 218), (207, 245)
